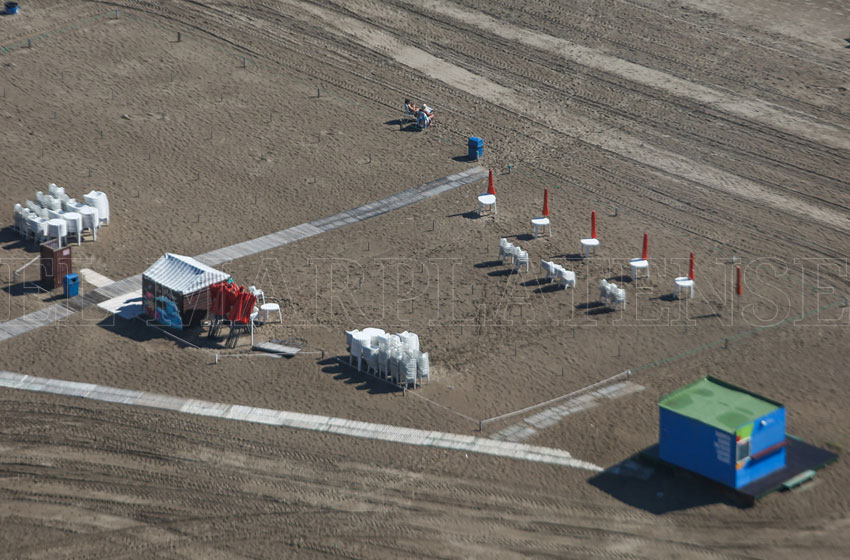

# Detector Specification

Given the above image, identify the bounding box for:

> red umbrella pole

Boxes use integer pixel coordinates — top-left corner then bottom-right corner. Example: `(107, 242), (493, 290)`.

(736, 265), (743, 295)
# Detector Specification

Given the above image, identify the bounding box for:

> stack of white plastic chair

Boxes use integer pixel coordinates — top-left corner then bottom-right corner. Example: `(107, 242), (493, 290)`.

(377, 347), (390, 379)
(44, 195), (61, 211)
(48, 184), (70, 205)
(26, 200), (42, 215)
(363, 346), (380, 376)
(13, 204), (26, 236)
(402, 353), (418, 388)
(350, 332), (369, 372)
(389, 346), (401, 384)
(83, 190), (109, 226)
(26, 213), (48, 241)
(48, 208), (64, 220)
(417, 352), (430, 384)
(398, 331), (419, 353)
(499, 238), (514, 264)
(345, 329), (360, 364)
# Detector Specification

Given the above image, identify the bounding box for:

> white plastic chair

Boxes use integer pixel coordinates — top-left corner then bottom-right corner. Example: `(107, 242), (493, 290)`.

(417, 352), (430, 384)
(78, 206), (99, 241)
(556, 268), (576, 289)
(499, 240), (515, 264)
(541, 260), (557, 282)
(249, 286), (265, 305)
(599, 279), (610, 303)
(515, 250), (530, 272)
(612, 288), (627, 310)
(403, 103), (417, 123)
(83, 191), (110, 226)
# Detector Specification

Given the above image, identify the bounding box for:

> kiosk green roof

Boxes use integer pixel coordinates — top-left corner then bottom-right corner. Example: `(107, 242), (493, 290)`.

(658, 377), (782, 433)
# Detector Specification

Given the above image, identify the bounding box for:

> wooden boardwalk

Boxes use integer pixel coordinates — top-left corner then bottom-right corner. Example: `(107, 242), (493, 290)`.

(0, 167), (487, 343)
(490, 381), (645, 442)
(0, 370), (602, 471)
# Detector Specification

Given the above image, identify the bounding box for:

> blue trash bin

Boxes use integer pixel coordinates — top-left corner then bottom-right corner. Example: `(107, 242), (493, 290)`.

(63, 273), (79, 298)
(4, 3), (19, 15)
(468, 137), (484, 161)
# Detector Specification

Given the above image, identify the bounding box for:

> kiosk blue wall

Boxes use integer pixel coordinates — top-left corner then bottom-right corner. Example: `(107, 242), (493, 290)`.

(659, 376), (786, 489)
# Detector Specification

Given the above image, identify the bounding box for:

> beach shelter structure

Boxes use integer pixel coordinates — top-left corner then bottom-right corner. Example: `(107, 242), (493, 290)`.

(142, 253), (229, 329)
(659, 376), (786, 489)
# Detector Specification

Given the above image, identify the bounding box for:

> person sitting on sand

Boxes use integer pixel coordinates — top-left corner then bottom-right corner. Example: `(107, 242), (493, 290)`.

(405, 99), (418, 115)
(421, 103), (434, 119)
(416, 107), (431, 129)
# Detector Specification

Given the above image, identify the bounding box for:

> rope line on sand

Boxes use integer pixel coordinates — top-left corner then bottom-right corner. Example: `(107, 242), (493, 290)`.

(0, 371), (602, 472)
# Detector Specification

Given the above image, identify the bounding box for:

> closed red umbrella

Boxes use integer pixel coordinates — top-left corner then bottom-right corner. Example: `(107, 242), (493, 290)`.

(641, 233), (649, 260)
(227, 288), (243, 322)
(591, 211), (597, 239)
(487, 169), (496, 196)
(688, 252), (695, 281)
(542, 189), (550, 217)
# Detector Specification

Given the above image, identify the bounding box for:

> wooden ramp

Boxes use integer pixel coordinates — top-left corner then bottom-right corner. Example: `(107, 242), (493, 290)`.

(253, 342), (301, 356)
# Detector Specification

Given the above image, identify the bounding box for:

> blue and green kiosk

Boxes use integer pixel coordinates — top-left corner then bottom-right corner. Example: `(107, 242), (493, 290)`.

(653, 376), (836, 503)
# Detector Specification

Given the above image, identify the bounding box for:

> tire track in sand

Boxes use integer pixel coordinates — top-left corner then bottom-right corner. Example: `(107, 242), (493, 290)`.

(283, 0), (850, 233)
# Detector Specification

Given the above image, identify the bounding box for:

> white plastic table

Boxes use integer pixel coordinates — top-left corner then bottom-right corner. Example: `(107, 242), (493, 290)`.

(629, 258), (650, 281)
(77, 206), (98, 241)
(477, 194), (496, 216)
(260, 302), (282, 323)
(531, 217), (551, 238)
(46, 218), (67, 246)
(580, 238), (600, 258)
(361, 327), (386, 345)
(63, 212), (82, 245)
(674, 277), (695, 299)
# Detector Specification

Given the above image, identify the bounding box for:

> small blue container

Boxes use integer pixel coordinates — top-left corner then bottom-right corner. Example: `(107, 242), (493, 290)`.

(63, 273), (79, 298)
(468, 136), (484, 161)
(4, 2), (19, 15)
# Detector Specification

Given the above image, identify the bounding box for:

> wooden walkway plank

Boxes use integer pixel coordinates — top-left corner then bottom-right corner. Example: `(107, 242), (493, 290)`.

(0, 371), (600, 470)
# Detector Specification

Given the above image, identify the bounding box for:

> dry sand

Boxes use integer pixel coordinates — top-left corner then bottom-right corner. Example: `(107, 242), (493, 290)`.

(1, 0), (849, 558)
